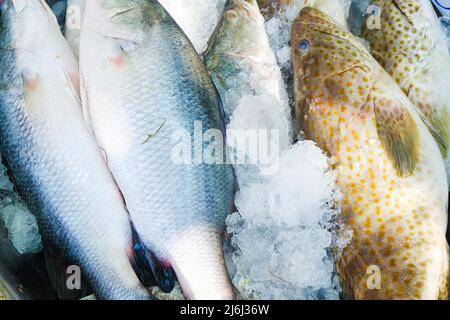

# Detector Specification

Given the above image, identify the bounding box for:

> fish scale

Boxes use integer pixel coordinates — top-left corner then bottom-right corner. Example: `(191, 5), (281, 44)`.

(292, 7), (449, 299)
(81, 0), (235, 300)
(0, 0), (150, 300)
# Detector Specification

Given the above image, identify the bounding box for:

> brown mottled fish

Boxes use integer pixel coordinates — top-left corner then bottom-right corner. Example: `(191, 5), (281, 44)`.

(361, 0), (450, 186)
(292, 7), (449, 299)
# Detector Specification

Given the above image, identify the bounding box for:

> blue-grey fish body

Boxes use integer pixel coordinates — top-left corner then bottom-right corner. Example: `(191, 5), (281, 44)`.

(80, 0), (235, 299)
(0, 0), (149, 300)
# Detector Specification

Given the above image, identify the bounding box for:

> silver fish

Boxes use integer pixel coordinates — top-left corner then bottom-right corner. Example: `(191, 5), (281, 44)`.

(204, 0), (290, 118)
(0, 0), (150, 300)
(80, 0), (235, 299)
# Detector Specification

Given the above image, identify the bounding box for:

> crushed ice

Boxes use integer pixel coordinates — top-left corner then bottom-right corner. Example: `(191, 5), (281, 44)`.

(225, 142), (346, 300)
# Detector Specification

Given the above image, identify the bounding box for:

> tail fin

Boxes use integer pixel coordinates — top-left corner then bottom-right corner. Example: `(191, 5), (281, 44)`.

(167, 230), (235, 300)
(129, 223), (176, 293)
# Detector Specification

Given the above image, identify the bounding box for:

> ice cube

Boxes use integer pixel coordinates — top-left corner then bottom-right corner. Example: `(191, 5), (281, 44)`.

(0, 191), (43, 255)
(226, 141), (348, 300)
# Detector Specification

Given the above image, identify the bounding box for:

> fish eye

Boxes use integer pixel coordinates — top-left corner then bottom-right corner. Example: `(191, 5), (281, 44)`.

(298, 39), (310, 54)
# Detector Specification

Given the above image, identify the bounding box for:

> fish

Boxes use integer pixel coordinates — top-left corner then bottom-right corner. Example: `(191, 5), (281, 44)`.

(64, 0), (86, 58)
(80, 0), (235, 300)
(292, 7), (449, 299)
(204, 0), (290, 121)
(203, 0), (292, 175)
(0, 0), (151, 300)
(361, 0), (450, 187)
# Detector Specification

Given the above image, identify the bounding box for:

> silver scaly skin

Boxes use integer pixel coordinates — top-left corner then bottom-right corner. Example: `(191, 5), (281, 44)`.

(0, 0), (150, 300)
(80, 0), (235, 299)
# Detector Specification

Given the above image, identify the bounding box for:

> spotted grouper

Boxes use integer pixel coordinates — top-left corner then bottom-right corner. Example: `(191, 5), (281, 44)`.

(292, 7), (449, 299)
(361, 0), (450, 187)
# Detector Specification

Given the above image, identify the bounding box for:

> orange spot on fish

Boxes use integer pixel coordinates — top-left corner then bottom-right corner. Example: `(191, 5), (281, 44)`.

(108, 53), (126, 67)
(375, 206), (381, 216)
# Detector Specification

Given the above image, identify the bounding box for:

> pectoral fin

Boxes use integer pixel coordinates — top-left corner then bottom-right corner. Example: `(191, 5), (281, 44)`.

(373, 95), (420, 177)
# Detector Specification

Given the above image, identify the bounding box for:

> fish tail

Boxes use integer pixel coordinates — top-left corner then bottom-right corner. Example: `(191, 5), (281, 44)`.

(166, 230), (235, 300)
(129, 222), (176, 293)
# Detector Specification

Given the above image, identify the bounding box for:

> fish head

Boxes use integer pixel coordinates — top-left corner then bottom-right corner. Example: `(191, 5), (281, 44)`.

(223, 0), (261, 21)
(292, 7), (374, 121)
(217, 0), (264, 41)
(0, 0), (60, 59)
(83, 0), (173, 45)
(204, 0), (266, 75)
